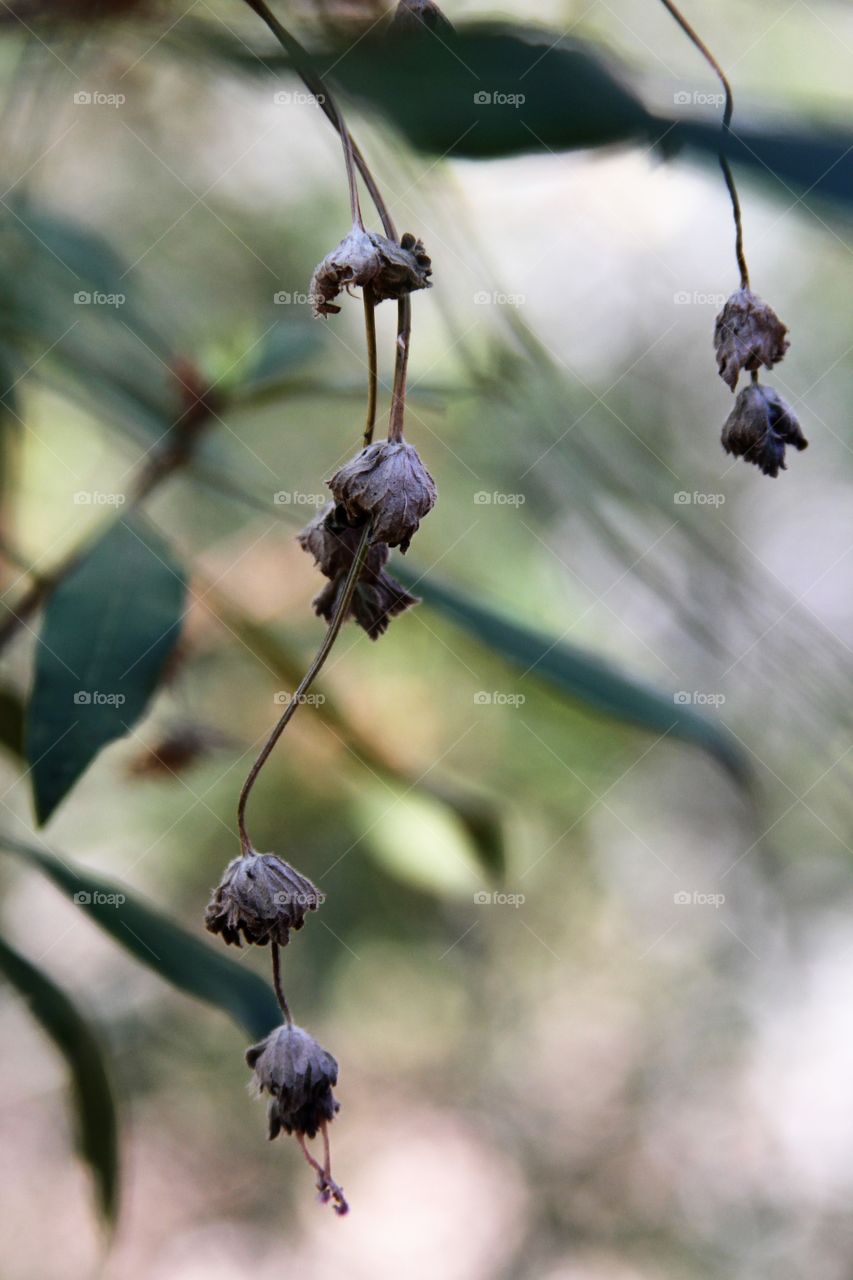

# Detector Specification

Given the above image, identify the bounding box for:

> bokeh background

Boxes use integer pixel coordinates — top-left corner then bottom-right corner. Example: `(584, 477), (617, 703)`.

(1, 1), (853, 1276)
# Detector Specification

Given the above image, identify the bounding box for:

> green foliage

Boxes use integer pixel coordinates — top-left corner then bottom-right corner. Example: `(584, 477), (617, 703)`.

(3, 837), (281, 1040)
(0, 931), (119, 1226)
(26, 517), (186, 824)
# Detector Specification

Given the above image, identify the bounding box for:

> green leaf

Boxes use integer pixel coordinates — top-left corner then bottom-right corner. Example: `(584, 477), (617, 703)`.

(26, 516), (187, 825)
(2, 836), (281, 1040)
(401, 570), (750, 785)
(0, 684), (25, 760)
(0, 931), (119, 1224)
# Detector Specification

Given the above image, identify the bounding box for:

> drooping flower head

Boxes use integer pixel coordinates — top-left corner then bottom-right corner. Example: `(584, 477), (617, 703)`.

(714, 288), (789, 391)
(310, 224), (431, 317)
(205, 852), (322, 947)
(721, 383), (807, 477)
(246, 1023), (347, 1214)
(299, 503), (419, 638)
(328, 440), (437, 553)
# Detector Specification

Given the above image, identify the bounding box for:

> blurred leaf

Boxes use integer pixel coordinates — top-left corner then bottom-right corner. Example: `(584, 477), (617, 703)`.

(26, 516), (186, 824)
(353, 785), (484, 897)
(0, 930), (119, 1224)
(403, 570), (750, 784)
(0, 684), (24, 759)
(2, 836), (281, 1040)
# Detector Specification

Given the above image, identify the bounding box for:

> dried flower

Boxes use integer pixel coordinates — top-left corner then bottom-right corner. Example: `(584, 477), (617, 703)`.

(389, 0), (454, 36)
(721, 383), (808, 477)
(714, 288), (789, 391)
(246, 1023), (348, 1214)
(299, 503), (419, 637)
(205, 851), (322, 947)
(310, 224), (431, 317)
(328, 440), (437, 553)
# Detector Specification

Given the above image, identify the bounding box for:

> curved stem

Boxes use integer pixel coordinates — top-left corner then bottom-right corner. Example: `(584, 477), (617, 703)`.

(658, 0), (749, 288)
(268, 942), (292, 1018)
(388, 295), (411, 442)
(236, 522), (372, 854)
(240, 0), (398, 237)
(362, 295), (378, 445)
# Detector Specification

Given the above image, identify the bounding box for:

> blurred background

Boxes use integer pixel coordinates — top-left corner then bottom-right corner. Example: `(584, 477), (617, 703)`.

(1, 0), (852, 1276)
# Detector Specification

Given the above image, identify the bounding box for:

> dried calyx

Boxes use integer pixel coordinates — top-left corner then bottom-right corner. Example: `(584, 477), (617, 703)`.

(299, 503), (418, 639)
(714, 288), (789, 392)
(205, 851), (322, 947)
(328, 440), (437, 553)
(721, 383), (808, 477)
(310, 224), (431, 317)
(246, 1023), (347, 1214)
(389, 0), (454, 36)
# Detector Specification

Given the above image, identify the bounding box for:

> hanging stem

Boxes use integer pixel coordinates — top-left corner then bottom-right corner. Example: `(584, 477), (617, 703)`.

(236, 522), (372, 855)
(239, 0), (398, 238)
(658, 0), (749, 288)
(388, 296), (411, 443)
(363, 295), (378, 446)
(270, 941), (292, 1023)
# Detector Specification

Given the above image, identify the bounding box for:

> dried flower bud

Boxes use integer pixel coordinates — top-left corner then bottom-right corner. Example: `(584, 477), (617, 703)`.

(721, 383), (808, 478)
(299, 503), (419, 637)
(246, 1022), (348, 1214)
(205, 852), (322, 947)
(390, 0), (454, 36)
(246, 1023), (340, 1140)
(310, 224), (431, 317)
(714, 288), (789, 391)
(328, 440), (437, 553)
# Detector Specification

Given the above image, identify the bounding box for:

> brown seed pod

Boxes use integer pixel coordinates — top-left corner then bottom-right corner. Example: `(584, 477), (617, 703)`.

(714, 288), (789, 392)
(310, 224), (432, 317)
(721, 383), (808, 477)
(328, 440), (437, 553)
(205, 851), (323, 947)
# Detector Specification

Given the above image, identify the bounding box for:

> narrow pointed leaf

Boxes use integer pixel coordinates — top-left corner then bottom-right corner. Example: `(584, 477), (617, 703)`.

(0, 931), (119, 1224)
(2, 837), (281, 1040)
(26, 517), (186, 824)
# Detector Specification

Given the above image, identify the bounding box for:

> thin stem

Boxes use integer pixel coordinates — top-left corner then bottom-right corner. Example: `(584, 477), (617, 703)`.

(362, 295), (378, 445)
(658, 0), (749, 288)
(239, 0), (399, 236)
(236, 522), (372, 854)
(270, 941), (292, 1024)
(388, 295), (411, 442)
